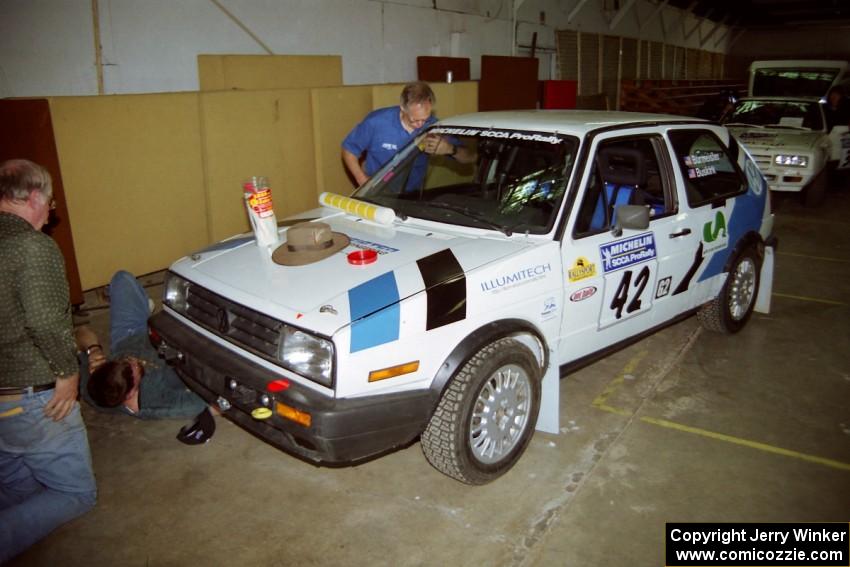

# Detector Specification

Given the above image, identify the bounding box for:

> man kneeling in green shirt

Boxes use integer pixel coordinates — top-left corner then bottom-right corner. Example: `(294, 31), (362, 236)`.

(76, 271), (215, 443)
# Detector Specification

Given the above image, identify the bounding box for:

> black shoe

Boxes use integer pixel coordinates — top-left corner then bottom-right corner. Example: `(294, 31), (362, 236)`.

(177, 408), (216, 445)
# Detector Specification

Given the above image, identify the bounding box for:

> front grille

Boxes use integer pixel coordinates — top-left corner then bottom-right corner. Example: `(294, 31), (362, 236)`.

(183, 282), (283, 361)
(751, 153), (772, 170)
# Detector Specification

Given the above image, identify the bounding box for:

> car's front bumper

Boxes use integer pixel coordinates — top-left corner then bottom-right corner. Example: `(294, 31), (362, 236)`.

(149, 311), (434, 465)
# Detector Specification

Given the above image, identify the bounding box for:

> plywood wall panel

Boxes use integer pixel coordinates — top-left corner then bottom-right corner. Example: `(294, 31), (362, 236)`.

(198, 55), (343, 91)
(199, 88), (317, 241)
(311, 86), (373, 195)
(49, 93), (206, 290)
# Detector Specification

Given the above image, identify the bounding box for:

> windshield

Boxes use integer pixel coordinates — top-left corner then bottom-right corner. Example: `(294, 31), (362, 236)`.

(751, 68), (840, 98)
(724, 100), (823, 131)
(353, 126), (579, 235)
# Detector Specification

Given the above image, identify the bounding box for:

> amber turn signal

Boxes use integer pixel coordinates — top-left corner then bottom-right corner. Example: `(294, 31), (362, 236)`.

(275, 402), (311, 427)
(368, 360), (420, 383)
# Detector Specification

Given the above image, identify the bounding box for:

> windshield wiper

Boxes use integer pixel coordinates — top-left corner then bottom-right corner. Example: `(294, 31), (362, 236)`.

(425, 201), (513, 236)
(764, 124), (809, 131)
(725, 122), (765, 128)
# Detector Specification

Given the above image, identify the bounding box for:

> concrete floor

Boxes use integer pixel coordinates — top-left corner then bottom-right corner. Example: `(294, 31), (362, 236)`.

(11, 186), (850, 566)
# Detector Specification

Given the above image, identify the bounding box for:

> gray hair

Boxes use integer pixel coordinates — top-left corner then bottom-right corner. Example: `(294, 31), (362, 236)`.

(400, 81), (436, 109)
(0, 159), (52, 203)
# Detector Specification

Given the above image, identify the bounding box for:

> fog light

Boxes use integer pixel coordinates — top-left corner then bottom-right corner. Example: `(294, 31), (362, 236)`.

(217, 396), (231, 411)
(227, 378), (238, 390)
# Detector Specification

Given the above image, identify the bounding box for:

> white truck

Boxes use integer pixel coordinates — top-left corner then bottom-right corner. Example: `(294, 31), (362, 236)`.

(150, 111), (776, 484)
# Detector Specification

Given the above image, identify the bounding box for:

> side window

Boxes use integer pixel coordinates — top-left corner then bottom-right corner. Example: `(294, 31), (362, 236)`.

(574, 135), (674, 237)
(667, 129), (747, 207)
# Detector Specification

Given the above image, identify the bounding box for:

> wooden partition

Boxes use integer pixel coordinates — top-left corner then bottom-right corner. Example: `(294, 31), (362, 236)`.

(311, 85), (374, 196)
(198, 55), (342, 91)
(46, 81), (478, 289)
(49, 93), (207, 290)
(479, 56), (538, 111)
(200, 88), (317, 241)
(0, 99), (84, 304)
(619, 79), (747, 116)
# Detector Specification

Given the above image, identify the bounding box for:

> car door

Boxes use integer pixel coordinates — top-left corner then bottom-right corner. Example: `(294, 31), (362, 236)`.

(665, 126), (756, 308)
(557, 128), (703, 365)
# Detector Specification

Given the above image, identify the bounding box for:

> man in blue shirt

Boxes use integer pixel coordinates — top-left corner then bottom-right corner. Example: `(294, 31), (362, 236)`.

(342, 82), (439, 187)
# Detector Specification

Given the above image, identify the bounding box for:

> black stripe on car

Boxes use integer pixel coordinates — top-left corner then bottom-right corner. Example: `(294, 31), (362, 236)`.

(416, 249), (467, 331)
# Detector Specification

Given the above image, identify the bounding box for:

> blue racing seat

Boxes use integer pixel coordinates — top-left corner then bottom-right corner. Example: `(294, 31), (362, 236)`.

(588, 147), (647, 231)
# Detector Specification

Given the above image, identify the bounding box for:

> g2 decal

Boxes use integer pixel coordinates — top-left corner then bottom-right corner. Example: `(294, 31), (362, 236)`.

(655, 276), (672, 299)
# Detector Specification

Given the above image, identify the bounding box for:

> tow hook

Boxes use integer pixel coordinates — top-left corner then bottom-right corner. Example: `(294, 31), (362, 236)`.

(157, 343), (184, 363)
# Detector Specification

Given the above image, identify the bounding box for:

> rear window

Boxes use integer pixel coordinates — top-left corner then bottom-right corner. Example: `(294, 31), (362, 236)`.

(751, 67), (840, 98)
(667, 130), (747, 208)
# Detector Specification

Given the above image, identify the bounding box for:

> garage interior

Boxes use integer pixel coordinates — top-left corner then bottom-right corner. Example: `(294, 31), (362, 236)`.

(2, 0), (849, 565)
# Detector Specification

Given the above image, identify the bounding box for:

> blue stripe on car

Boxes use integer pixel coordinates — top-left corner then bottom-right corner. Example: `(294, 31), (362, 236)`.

(348, 271), (401, 353)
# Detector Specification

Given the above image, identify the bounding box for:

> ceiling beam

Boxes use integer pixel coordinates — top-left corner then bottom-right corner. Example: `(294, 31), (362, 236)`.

(610, 0), (639, 31)
(700, 16), (729, 47)
(640, 0), (669, 31)
(567, 0), (591, 23)
(684, 7), (714, 41)
(728, 27), (748, 49)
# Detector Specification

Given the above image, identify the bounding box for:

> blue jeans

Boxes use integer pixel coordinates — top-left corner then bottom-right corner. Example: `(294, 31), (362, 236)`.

(109, 270), (151, 349)
(0, 389), (97, 562)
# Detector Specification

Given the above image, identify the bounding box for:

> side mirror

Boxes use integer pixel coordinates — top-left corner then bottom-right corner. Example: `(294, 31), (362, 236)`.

(612, 205), (650, 237)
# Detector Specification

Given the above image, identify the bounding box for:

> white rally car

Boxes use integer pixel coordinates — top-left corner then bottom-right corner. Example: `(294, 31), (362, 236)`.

(150, 111), (776, 484)
(724, 97), (831, 206)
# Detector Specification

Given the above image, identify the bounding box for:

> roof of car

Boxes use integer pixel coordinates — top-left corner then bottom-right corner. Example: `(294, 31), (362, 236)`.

(437, 110), (706, 136)
(738, 96), (822, 103)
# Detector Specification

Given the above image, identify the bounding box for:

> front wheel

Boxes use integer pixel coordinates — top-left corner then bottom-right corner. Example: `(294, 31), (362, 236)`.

(421, 337), (541, 484)
(697, 246), (760, 334)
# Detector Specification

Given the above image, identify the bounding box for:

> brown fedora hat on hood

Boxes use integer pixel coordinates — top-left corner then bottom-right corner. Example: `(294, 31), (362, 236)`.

(272, 221), (350, 266)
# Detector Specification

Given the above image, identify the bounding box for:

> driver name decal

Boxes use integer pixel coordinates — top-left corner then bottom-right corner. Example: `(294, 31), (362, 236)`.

(599, 233), (657, 273)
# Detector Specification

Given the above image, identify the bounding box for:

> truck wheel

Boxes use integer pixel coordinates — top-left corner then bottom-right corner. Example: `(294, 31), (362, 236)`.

(697, 247), (760, 334)
(421, 337), (541, 485)
(803, 171), (826, 208)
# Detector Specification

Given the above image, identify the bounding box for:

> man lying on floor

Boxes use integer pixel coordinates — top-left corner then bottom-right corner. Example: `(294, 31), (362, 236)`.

(75, 270), (216, 444)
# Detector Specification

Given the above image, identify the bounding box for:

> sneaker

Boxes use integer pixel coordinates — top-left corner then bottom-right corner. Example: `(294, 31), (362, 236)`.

(176, 408), (216, 445)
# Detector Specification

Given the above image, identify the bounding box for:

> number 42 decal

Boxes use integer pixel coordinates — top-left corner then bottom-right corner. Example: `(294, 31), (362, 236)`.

(610, 266), (651, 319)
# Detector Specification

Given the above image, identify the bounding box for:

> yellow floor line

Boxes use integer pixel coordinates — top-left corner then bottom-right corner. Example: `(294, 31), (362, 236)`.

(640, 415), (850, 472)
(777, 251), (850, 264)
(592, 404), (850, 472)
(591, 347), (850, 473)
(772, 292), (848, 306)
(591, 350), (649, 409)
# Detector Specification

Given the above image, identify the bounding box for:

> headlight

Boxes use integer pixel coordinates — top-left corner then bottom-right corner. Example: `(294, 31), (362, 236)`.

(163, 272), (190, 314)
(774, 154), (809, 168)
(278, 327), (334, 387)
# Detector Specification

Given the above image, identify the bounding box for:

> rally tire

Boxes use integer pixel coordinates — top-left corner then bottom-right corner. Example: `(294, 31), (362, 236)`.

(421, 338), (541, 485)
(803, 170), (827, 208)
(697, 247), (760, 334)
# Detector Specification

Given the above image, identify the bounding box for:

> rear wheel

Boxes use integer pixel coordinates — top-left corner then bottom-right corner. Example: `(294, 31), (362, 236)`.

(697, 247), (760, 334)
(421, 337), (541, 484)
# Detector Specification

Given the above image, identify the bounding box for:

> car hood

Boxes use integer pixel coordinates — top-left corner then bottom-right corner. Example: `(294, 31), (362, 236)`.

(729, 128), (824, 152)
(169, 208), (535, 336)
